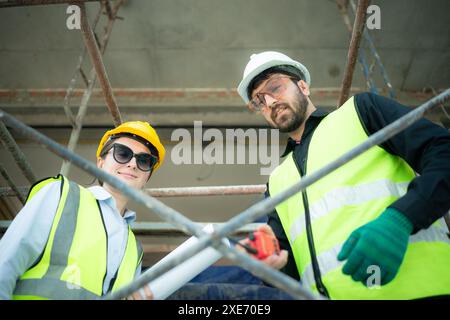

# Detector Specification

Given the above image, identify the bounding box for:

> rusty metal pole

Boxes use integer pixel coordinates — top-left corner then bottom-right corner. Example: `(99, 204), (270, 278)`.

(79, 2), (122, 126)
(1, 184), (266, 198)
(337, 0), (371, 107)
(0, 0), (98, 7)
(146, 184), (266, 197)
(61, 1), (124, 175)
(0, 121), (36, 184)
(0, 162), (26, 204)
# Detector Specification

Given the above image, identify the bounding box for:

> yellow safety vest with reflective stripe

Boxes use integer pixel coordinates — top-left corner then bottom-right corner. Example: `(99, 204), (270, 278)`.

(12, 175), (143, 300)
(269, 97), (450, 299)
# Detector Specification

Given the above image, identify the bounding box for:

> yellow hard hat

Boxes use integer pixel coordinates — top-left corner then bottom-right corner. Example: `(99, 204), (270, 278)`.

(97, 121), (165, 172)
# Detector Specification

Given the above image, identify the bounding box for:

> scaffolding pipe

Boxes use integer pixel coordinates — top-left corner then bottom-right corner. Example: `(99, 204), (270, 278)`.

(0, 186), (28, 197)
(213, 88), (450, 248)
(0, 184), (266, 198)
(61, 0), (125, 175)
(0, 163), (25, 204)
(338, 0), (370, 107)
(0, 121), (36, 184)
(349, 0), (395, 98)
(2, 88), (449, 299)
(0, 221), (264, 237)
(145, 184), (266, 197)
(0, 110), (317, 300)
(61, 4), (104, 128)
(107, 88), (450, 299)
(336, 0), (378, 95)
(0, 0), (98, 7)
(79, 2), (122, 126)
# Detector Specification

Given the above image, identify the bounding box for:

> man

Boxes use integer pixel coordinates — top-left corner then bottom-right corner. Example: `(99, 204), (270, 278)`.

(237, 51), (450, 299)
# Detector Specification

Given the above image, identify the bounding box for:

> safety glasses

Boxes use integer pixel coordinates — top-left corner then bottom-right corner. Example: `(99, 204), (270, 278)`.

(248, 75), (295, 112)
(105, 143), (158, 172)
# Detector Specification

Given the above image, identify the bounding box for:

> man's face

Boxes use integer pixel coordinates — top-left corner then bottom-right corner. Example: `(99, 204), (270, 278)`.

(250, 74), (309, 133)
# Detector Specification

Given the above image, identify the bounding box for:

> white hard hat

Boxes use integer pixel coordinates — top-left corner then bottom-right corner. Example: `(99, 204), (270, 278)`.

(237, 51), (311, 104)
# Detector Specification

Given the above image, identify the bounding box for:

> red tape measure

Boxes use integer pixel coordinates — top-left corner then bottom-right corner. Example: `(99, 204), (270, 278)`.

(247, 231), (280, 260)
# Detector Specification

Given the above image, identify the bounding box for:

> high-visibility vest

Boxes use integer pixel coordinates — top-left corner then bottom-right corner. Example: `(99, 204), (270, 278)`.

(269, 97), (450, 299)
(13, 175), (143, 300)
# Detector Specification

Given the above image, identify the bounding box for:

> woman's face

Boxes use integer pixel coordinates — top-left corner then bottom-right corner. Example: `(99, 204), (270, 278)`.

(97, 136), (152, 190)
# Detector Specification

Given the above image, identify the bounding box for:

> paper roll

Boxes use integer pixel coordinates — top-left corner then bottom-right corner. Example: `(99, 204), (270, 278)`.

(146, 224), (229, 300)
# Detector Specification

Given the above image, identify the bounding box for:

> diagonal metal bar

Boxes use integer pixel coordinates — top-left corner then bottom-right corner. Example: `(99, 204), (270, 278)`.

(336, 0), (378, 95)
(105, 88), (450, 299)
(61, 0), (125, 175)
(338, 0), (371, 107)
(213, 88), (450, 247)
(0, 109), (317, 300)
(0, 184), (266, 198)
(79, 2), (122, 126)
(347, 3), (393, 97)
(62, 3), (104, 128)
(349, 0), (395, 99)
(0, 162), (26, 204)
(2, 89), (449, 299)
(0, 121), (36, 184)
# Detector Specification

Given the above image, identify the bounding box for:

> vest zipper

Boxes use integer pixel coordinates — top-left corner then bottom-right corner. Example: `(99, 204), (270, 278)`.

(293, 154), (330, 298)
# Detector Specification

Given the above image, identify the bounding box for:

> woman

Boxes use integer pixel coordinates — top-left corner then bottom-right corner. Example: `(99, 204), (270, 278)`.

(0, 121), (165, 300)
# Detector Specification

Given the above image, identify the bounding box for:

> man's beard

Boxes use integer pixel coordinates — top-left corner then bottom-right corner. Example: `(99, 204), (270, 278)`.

(269, 89), (309, 133)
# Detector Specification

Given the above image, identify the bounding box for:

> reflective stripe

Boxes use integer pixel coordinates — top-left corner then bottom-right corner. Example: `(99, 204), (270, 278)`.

(300, 224), (450, 288)
(136, 240), (143, 267)
(14, 278), (100, 300)
(44, 181), (80, 279)
(289, 180), (409, 242)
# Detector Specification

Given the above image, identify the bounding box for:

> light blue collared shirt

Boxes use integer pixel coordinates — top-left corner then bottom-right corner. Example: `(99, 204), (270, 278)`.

(0, 180), (141, 299)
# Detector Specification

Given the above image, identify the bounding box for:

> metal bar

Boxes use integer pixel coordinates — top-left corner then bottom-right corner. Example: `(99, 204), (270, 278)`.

(0, 121), (36, 183)
(0, 163), (26, 204)
(79, 2), (122, 126)
(131, 222), (263, 236)
(358, 48), (379, 95)
(101, 0), (113, 20)
(0, 186), (28, 197)
(107, 88), (450, 300)
(0, 0), (99, 7)
(61, 0), (124, 175)
(0, 88), (435, 108)
(2, 88), (449, 299)
(0, 184), (266, 198)
(349, 0), (395, 99)
(0, 110), (316, 300)
(0, 221), (264, 237)
(62, 4), (104, 128)
(144, 184), (266, 197)
(213, 88), (450, 247)
(337, 0), (371, 107)
(336, 0), (378, 95)
(106, 232), (319, 300)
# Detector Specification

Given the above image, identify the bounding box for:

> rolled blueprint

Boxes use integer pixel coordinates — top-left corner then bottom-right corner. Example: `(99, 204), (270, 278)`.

(146, 224), (230, 300)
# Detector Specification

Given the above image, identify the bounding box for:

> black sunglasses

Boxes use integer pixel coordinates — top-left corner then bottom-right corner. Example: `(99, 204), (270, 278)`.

(104, 143), (158, 172)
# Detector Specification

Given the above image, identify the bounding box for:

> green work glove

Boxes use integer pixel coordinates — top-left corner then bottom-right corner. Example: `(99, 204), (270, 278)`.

(337, 208), (413, 286)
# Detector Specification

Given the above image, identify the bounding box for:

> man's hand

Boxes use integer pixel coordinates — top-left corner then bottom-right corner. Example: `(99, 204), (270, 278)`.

(237, 225), (288, 270)
(126, 284), (153, 300)
(337, 208), (413, 286)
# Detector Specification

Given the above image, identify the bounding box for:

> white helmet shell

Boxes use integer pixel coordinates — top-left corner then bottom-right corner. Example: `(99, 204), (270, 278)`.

(237, 51), (311, 104)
